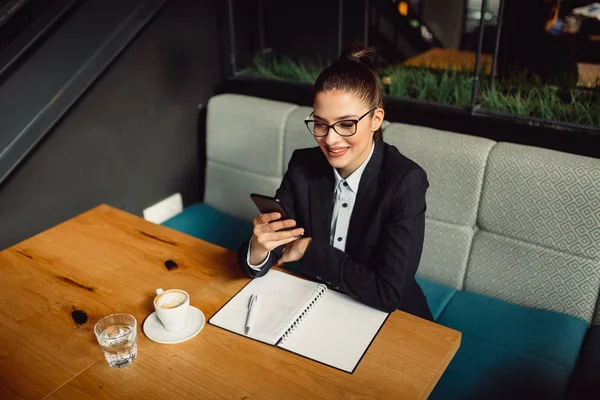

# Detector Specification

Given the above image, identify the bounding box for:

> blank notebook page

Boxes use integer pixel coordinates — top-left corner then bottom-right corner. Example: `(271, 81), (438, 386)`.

(209, 270), (323, 345)
(279, 290), (389, 373)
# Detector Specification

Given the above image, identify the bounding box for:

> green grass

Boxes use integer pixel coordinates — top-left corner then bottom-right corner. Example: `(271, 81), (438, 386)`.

(479, 83), (600, 126)
(242, 54), (600, 127)
(243, 54), (322, 84)
(381, 66), (474, 107)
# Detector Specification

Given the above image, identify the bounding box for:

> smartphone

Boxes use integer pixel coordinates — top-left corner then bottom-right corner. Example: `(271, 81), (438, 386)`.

(250, 193), (291, 221)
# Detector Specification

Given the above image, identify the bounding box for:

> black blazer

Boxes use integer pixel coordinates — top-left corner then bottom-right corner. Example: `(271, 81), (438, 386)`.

(238, 140), (433, 320)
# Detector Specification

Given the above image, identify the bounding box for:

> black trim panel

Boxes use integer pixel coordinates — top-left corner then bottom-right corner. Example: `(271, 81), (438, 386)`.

(0, 0), (166, 186)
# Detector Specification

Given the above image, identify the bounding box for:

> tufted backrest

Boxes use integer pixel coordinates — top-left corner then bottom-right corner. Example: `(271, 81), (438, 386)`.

(205, 94), (600, 323)
(466, 143), (600, 323)
(205, 94), (297, 220)
(385, 124), (495, 289)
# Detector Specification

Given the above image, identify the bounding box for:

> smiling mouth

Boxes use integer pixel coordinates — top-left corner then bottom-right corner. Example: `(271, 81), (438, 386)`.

(326, 146), (350, 157)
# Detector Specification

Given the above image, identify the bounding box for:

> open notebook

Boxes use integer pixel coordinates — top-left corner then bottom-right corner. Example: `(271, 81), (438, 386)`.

(209, 270), (389, 373)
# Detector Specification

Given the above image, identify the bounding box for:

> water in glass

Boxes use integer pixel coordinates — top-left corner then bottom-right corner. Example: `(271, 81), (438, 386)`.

(95, 314), (137, 368)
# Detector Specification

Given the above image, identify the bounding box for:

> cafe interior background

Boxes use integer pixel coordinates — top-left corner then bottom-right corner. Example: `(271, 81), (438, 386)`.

(0, 0), (598, 251)
(0, 0), (599, 398)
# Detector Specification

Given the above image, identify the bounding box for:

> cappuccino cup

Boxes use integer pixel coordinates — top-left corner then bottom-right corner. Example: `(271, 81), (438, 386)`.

(154, 288), (190, 332)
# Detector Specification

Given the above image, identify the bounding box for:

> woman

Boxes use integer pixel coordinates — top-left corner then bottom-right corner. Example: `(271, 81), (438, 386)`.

(237, 43), (432, 321)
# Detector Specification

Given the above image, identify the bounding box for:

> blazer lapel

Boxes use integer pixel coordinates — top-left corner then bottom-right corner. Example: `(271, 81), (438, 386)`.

(309, 160), (334, 244)
(346, 140), (384, 254)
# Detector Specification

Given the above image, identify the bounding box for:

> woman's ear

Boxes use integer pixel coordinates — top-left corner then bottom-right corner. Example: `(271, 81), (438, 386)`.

(371, 108), (385, 132)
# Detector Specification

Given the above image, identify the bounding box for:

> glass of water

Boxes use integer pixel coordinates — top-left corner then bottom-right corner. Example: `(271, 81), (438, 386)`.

(94, 313), (137, 368)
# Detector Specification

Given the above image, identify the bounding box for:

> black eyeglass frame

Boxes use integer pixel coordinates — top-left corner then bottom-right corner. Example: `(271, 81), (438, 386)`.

(304, 107), (377, 137)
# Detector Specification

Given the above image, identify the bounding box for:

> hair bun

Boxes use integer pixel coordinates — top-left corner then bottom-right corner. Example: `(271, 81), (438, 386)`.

(340, 41), (377, 71)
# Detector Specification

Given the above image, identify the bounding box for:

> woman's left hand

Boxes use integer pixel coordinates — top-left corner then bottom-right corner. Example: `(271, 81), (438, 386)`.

(275, 237), (312, 267)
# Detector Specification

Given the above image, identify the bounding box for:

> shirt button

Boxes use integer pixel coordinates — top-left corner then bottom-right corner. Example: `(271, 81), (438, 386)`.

(337, 237), (343, 242)
(343, 182), (348, 187)
(342, 203), (348, 208)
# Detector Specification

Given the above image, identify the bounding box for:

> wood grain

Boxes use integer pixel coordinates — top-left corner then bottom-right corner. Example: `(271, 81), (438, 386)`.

(48, 269), (460, 400)
(0, 205), (236, 399)
(1, 205), (460, 400)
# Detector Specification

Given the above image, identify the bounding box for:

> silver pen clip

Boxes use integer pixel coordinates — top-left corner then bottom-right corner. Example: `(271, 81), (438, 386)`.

(248, 293), (257, 309)
(245, 293), (258, 335)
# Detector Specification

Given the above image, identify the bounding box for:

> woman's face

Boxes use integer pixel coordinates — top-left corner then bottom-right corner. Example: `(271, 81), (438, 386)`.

(313, 90), (384, 178)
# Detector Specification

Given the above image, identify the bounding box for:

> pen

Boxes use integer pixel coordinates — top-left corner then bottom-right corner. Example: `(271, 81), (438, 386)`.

(245, 293), (259, 335)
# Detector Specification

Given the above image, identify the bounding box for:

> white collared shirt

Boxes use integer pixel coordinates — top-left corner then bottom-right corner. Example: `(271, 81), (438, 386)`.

(248, 143), (375, 268)
(329, 143), (375, 251)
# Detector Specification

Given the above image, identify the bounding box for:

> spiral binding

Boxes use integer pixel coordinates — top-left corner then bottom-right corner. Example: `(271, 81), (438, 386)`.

(278, 284), (327, 344)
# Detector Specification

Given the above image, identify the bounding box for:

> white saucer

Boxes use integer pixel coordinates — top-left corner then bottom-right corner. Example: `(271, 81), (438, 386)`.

(143, 306), (205, 344)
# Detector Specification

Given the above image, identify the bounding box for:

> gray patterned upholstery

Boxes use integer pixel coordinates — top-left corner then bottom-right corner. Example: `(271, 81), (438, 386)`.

(469, 143), (600, 322)
(207, 94), (298, 177)
(205, 94), (298, 218)
(385, 124), (496, 226)
(283, 106), (316, 172)
(385, 124), (494, 289)
(479, 143), (600, 260)
(204, 161), (282, 221)
(466, 231), (600, 322)
(418, 220), (475, 288)
(204, 94), (600, 322)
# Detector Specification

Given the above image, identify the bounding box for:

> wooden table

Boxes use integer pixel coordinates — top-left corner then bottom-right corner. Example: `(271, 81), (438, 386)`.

(0, 205), (461, 400)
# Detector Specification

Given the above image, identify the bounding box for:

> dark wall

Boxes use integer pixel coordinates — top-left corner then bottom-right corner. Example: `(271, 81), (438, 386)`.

(261, 0), (339, 63)
(0, 0), (222, 250)
(422, 0), (465, 49)
(231, 0), (369, 70)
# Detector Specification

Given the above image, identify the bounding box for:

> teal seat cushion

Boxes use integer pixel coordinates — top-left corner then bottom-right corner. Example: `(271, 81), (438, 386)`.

(162, 203), (252, 251)
(416, 276), (456, 321)
(431, 290), (588, 399)
(429, 336), (570, 400)
(163, 203), (304, 275)
(566, 325), (600, 398)
(438, 290), (588, 370)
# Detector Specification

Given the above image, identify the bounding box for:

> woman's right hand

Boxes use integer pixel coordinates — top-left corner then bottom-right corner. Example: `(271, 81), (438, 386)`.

(249, 213), (304, 265)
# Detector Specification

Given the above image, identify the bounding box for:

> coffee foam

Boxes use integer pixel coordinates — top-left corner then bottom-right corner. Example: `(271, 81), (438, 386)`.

(160, 301), (184, 309)
(155, 289), (187, 309)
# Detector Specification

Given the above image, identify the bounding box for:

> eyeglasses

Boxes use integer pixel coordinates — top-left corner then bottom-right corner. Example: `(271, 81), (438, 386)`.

(304, 108), (376, 137)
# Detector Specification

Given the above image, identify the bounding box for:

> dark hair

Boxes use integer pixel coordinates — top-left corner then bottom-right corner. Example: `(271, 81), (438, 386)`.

(313, 42), (384, 141)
